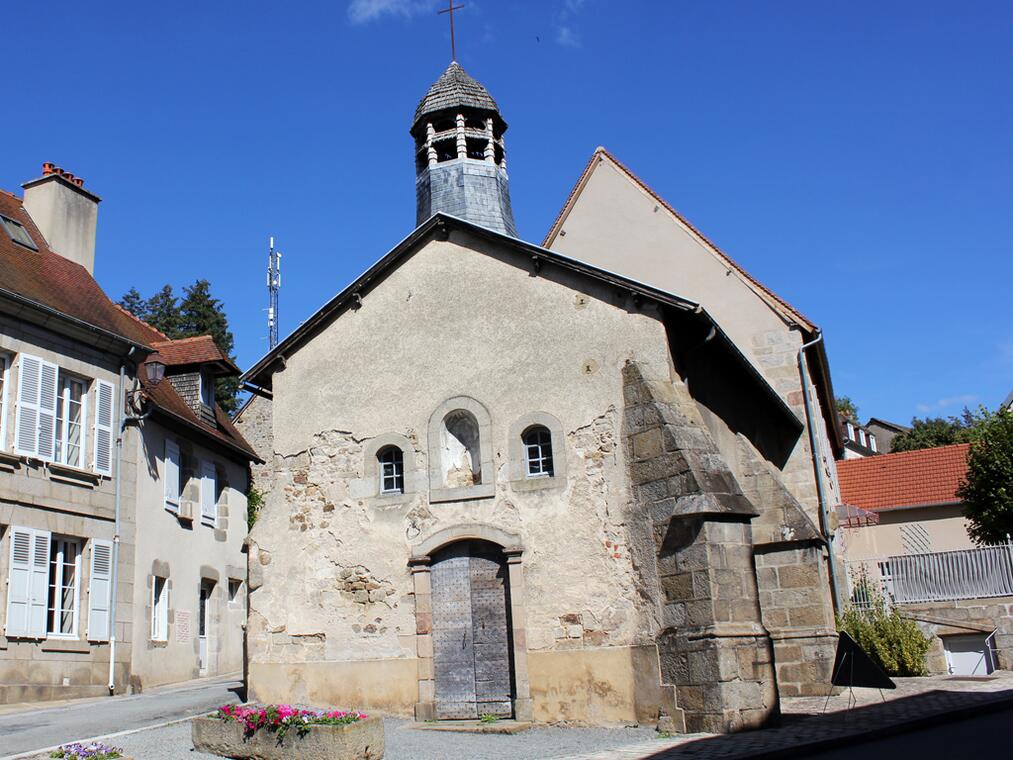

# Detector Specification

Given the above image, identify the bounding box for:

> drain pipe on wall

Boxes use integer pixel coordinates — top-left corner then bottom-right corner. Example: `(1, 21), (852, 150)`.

(797, 330), (845, 613)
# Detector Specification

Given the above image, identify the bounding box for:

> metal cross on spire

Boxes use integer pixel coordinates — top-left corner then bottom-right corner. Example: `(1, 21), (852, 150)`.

(438, 0), (465, 62)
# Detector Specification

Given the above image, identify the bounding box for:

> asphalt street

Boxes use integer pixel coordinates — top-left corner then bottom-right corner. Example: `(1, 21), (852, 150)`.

(797, 703), (1013, 759)
(0, 675), (241, 759)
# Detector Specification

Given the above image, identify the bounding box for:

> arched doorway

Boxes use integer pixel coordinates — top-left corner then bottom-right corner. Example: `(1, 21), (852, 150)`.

(430, 540), (514, 719)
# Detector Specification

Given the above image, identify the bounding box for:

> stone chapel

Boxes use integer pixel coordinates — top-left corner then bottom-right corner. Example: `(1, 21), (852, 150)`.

(236, 61), (845, 733)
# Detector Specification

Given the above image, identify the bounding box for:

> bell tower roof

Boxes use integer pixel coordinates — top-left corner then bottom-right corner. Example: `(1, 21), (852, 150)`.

(412, 62), (506, 136)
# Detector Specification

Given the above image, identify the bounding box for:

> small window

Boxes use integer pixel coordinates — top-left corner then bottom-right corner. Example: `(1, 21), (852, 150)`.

(869, 434), (878, 452)
(378, 446), (404, 494)
(55, 374), (87, 468)
(47, 537), (81, 637)
(228, 578), (243, 606)
(1, 214), (38, 251)
(858, 429), (867, 447)
(199, 369), (214, 408)
(845, 422), (854, 441)
(151, 576), (168, 641)
(523, 426), (554, 478)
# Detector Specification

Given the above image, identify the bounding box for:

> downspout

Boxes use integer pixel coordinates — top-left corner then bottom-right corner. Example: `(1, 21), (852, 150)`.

(797, 330), (844, 613)
(109, 350), (154, 693)
(108, 355), (130, 693)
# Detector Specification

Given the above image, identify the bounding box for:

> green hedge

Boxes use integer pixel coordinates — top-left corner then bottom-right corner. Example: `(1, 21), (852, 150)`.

(837, 598), (931, 677)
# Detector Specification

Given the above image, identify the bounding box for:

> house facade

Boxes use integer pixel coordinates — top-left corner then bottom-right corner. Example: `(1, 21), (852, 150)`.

(239, 62), (844, 733)
(839, 443), (1013, 676)
(0, 166), (257, 703)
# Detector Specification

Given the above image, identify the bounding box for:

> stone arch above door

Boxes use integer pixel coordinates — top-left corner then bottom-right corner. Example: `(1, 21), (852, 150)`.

(409, 524), (531, 722)
(411, 523), (524, 559)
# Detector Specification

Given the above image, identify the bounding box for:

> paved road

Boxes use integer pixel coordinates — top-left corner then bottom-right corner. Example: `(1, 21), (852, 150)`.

(798, 703), (1013, 759)
(0, 676), (242, 759)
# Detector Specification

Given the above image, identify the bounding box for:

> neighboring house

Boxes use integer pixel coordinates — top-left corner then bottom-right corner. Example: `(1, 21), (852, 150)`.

(239, 62), (842, 734)
(838, 444), (1013, 676)
(865, 417), (910, 454)
(1002, 390), (1012, 412)
(839, 415), (880, 458)
(0, 165), (258, 703)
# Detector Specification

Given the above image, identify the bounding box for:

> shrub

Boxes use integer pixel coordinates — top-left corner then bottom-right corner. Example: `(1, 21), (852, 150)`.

(247, 486), (264, 530)
(837, 597), (931, 677)
(50, 743), (122, 760)
(215, 704), (366, 740)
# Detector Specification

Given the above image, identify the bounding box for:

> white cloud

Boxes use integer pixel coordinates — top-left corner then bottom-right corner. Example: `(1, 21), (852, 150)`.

(557, 25), (580, 47)
(915, 394), (978, 414)
(348, 0), (432, 24)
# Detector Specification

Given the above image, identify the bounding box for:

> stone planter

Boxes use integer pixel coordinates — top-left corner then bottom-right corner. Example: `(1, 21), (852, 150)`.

(191, 715), (384, 760)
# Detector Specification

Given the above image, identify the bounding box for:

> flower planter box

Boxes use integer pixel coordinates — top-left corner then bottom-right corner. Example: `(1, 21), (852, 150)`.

(191, 714), (384, 760)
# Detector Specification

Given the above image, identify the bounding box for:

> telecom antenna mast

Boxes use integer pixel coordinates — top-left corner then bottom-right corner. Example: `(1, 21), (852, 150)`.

(267, 237), (282, 349)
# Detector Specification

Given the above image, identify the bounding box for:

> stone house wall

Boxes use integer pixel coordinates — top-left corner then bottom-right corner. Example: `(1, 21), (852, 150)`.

(0, 314), (136, 703)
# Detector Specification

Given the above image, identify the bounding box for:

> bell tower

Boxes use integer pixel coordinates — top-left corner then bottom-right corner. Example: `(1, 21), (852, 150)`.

(412, 62), (518, 237)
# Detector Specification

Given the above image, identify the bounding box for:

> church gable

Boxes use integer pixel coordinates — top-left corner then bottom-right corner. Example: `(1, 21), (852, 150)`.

(544, 149), (813, 353)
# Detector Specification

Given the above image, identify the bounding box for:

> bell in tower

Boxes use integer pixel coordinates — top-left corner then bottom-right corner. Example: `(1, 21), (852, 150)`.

(412, 62), (518, 237)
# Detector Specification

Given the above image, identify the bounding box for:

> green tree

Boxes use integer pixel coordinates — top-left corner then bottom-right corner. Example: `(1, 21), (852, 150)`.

(119, 280), (240, 413)
(118, 287), (146, 320)
(958, 409), (1013, 545)
(891, 409), (980, 452)
(836, 396), (860, 421)
(143, 284), (183, 338)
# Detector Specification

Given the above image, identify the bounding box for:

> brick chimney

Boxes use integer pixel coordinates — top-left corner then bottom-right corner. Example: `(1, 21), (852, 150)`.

(22, 163), (101, 274)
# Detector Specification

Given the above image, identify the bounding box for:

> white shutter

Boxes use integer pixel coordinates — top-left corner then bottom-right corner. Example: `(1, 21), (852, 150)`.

(4, 527), (33, 636)
(27, 529), (51, 637)
(93, 380), (115, 475)
(36, 361), (59, 461)
(87, 539), (113, 641)
(14, 354), (41, 455)
(164, 439), (180, 510)
(201, 460), (217, 524)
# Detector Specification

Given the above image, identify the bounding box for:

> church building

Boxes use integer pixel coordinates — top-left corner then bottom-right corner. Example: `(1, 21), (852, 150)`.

(238, 60), (843, 733)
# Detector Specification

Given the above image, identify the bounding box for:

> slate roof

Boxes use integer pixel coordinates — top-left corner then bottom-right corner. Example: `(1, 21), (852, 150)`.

(413, 62), (502, 127)
(0, 186), (257, 462)
(838, 443), (970, 512)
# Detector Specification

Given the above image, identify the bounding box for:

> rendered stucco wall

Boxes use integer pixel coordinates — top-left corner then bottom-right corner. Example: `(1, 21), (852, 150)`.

(130, 421), (248, 690)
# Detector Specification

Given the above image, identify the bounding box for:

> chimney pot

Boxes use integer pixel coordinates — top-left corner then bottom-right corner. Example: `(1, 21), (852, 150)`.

(54, 167), (63, 176)
(42, 162), (55, 175)
(63, 173), (75, 183)
(73, 177), (84, 187)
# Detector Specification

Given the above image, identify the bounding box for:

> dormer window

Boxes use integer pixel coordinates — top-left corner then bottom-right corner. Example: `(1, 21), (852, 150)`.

(199, 369), (214, 408)
(1, 214), (38, 251)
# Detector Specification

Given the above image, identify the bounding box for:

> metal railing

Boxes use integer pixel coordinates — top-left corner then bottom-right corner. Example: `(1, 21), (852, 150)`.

(846, 542), (1013, 607)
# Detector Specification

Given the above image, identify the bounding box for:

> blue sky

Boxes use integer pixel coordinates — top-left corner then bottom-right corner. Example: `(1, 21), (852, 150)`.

(1, 1), (1010, 423)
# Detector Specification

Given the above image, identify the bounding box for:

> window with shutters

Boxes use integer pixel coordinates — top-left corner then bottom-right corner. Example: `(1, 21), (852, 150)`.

(92, 379), (114, 476)
(0, 353), (9, 449)
(86, 539), (113, 641)
(4, 526), (51, 638)
(378, 446), (405, 494)
(14, 353), (59, 460)
(201, 459), (218, 527)
(522, 425), (554, 478)
(55, 374), (87, 468)
(164, 439), (181, 513)
(46, 536), (81, 637)
(151, 576), (168, 641)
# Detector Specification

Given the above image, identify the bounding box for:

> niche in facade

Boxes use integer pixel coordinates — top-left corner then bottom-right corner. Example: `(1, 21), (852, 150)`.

(441, 410), (482, 487)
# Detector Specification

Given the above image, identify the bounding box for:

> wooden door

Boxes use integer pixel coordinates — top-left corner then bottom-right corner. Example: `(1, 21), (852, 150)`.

(431, 541), (513, 719)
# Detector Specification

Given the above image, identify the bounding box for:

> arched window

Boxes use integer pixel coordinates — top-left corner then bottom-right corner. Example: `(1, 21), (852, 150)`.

(441, 410), (482, 486)
(522, 426), (553, 478)
(378, 446), (405, 494)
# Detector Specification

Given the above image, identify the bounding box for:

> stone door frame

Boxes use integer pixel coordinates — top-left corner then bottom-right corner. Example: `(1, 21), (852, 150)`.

(410, 524), (532, 722)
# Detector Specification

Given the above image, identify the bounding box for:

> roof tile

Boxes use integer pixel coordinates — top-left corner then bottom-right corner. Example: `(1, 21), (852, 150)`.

(838, 444), (970, 511)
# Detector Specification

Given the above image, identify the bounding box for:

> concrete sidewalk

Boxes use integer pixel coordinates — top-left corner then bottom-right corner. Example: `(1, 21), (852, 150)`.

(0, 674), (243, 759)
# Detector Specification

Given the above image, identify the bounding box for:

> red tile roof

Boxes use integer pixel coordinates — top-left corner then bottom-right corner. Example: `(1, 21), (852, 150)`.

(838, 444), (970, 512)
(151, 335), (240, 374)
(0, 188), (257, 462)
